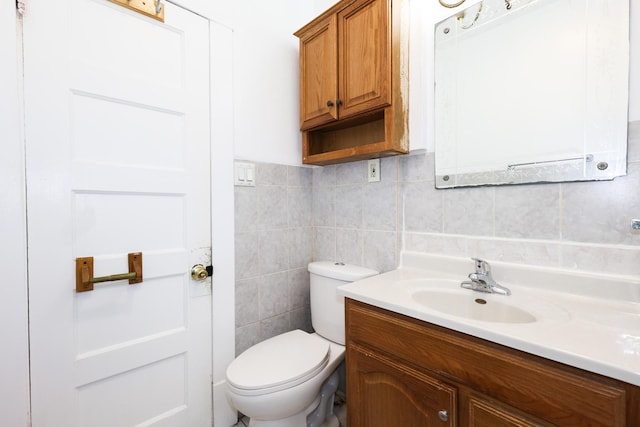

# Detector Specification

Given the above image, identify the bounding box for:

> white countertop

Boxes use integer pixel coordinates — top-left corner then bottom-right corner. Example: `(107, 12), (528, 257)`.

(338, 252), (640, 387)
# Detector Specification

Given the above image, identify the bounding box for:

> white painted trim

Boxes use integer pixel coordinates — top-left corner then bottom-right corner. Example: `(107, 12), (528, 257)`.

(0, 6), (31, 426)
(166, 0), (232, 27)
(210, 21), (238, 426)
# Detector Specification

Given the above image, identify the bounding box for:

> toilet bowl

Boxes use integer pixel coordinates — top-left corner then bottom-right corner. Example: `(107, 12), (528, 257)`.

(226, 331), (345, 426)
(225, 261), (378, 427)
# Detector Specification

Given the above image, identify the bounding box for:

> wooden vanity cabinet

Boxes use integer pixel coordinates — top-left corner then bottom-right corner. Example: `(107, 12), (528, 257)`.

(345, 299), (640, 427)
(295, 0), (409, 165)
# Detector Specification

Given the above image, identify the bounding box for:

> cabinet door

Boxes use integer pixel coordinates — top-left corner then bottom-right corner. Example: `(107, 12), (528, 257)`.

(467, 396), (548, 427)
(347, 345), (456, 427)
(338, 0), (391, 119)
(298, 14), (338, 130)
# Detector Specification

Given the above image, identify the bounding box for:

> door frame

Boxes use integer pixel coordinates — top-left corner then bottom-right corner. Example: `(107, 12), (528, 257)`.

(209, 21), (238, 427)
(0, 4), (30, 426)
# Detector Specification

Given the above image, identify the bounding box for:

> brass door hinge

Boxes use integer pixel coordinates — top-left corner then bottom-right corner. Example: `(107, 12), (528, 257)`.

(16, 0), (26, 15)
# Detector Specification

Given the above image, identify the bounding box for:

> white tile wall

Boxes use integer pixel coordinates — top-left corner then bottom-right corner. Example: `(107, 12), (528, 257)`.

(313, 158), (400, 273)
(234, 162), (313, 355)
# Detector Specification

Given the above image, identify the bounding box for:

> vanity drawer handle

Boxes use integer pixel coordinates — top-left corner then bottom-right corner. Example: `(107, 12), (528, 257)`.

(438, 409), (449, 422)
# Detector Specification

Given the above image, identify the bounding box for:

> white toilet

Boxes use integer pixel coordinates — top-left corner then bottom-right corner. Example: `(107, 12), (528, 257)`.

(225, 261), (378, 427)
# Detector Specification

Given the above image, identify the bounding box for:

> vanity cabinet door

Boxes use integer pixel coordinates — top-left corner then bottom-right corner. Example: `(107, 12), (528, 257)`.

(466, 395), (548, 427)
(347, 344), (457, 427)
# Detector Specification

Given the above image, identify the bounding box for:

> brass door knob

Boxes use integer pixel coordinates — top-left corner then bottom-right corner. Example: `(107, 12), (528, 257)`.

(191, 264), (209, 281)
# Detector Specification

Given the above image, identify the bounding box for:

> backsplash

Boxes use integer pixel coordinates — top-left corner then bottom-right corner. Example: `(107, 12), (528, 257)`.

(313, 158), (400, 273)
(234, 120), (640, 354)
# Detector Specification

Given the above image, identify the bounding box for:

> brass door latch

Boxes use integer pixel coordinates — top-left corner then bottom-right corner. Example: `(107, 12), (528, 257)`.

(191, 264), (213, 281)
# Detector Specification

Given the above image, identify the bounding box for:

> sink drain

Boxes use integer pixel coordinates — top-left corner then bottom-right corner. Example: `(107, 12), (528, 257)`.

(475, 298), (487, 305)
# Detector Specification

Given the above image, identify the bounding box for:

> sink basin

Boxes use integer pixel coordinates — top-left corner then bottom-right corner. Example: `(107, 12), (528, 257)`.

(395, 278), (570, 324)
(412, 289), (537, 323)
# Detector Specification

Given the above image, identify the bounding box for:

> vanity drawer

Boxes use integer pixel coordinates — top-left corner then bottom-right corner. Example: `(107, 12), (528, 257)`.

(346, 299), (631, 426)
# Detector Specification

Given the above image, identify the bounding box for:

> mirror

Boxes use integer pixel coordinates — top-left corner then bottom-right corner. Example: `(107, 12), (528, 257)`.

(434, 0), (629, 188)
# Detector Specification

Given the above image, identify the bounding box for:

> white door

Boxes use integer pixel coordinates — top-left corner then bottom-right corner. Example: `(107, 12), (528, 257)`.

(23, 0), (213, 425)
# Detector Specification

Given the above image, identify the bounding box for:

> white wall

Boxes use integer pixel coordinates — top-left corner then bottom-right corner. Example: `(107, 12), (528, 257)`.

(630, 0), (640, 121)
(231, 1), (333, 166)
(0, 6), (31, 427)
(231, 1), (307, 166)
(169, 0), (232, 26)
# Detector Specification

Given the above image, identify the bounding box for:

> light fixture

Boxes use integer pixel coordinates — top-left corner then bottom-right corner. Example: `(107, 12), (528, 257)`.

(439, 0), (466, 7)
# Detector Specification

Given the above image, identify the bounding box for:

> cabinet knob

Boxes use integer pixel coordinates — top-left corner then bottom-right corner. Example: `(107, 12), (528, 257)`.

(326, 100), (334, 107)
(438, 410), (449, 422)
(336, 98), (343, 106)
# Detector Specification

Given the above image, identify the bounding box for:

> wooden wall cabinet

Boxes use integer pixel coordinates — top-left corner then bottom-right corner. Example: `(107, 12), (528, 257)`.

(295, 0), (409, 165)
(346, 299), (640, 427)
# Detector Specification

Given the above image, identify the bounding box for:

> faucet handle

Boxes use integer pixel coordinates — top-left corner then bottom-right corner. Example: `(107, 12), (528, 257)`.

(471, 257), (491, 274)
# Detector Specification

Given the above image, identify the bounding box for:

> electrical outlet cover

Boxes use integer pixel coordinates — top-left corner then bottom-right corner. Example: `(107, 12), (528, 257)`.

(368, 159), (381, 182)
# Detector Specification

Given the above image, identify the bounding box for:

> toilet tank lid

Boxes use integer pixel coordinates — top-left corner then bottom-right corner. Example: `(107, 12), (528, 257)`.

(308, 261), (378, 282)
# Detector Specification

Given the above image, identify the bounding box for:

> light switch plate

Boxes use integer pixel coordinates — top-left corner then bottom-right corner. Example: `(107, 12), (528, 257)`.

(234, 162), (255, 187)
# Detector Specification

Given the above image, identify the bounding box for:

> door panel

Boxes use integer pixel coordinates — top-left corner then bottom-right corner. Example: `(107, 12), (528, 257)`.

(71, 94), (185, 169)
(24, 0), (212, 425)
(77, 355), (188, 426)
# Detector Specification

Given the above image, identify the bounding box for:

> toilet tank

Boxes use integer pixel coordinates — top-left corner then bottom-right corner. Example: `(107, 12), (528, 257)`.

(308, 261), (378, 345)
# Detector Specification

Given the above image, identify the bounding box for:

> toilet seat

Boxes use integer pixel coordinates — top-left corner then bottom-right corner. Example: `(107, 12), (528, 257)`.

(226, 330), (330, 396)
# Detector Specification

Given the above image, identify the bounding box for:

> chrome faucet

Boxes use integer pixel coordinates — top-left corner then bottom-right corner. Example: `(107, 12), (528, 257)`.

(460, 258), (511, 296)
